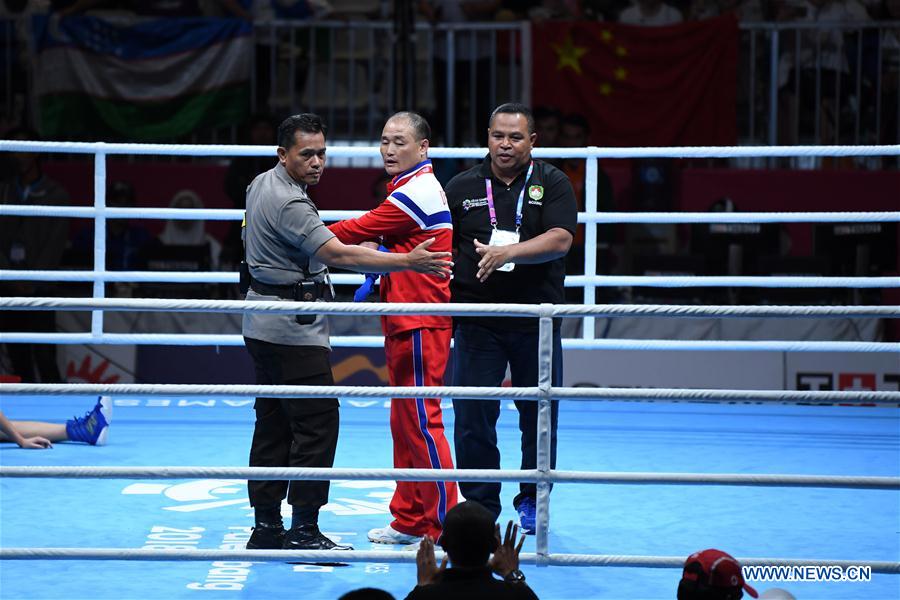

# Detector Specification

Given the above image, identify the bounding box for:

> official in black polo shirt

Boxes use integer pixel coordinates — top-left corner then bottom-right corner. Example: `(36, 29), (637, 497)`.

(445, 102), (577, 534)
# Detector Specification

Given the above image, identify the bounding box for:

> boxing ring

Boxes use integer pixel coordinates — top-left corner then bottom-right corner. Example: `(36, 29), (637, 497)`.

(1, 140), (899, 599)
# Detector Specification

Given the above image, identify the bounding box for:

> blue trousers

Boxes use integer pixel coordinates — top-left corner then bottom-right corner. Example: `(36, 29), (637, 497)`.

(451, 322), (562, 519)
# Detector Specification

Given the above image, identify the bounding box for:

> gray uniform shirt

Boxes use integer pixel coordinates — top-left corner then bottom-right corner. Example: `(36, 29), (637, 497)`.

(241, 162), (336, 347)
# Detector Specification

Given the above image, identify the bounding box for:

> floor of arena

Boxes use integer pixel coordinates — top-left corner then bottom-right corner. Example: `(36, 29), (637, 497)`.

(0, 395), (897, 600)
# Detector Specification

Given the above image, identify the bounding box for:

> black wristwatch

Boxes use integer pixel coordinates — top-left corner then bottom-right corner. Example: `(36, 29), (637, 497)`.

(504, 569), (526, 583)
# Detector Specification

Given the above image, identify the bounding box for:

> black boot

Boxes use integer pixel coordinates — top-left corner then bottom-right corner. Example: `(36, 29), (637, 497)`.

(246, 523), (286, 549)
(282, 524), (352, 550)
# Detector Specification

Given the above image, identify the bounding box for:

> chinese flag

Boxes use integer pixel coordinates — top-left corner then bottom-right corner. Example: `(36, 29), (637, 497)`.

(532, 16), (738, 147)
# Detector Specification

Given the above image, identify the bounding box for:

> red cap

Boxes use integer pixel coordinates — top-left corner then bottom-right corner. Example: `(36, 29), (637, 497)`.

(681, 549), (759, 599)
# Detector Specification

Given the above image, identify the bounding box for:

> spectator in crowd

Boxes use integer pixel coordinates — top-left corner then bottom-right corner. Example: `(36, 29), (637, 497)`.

(0, 126), (68, 384)
(445, 103), (576, 534)
(157, 189), (223, 272)
(526, 0), (583, 19)
(557, 113), (616, 300)
(72, 180), (151, 274)
(618, 0), (683, 24)
(582, 0), (633, 20)
(105, 181), (151, 271)
(687, 0), (764, 20)
(406, 500), (538, 600)
(879, 0), (899, 163)
(221, 114), (278, 269)
(777, 0), (871, 145)
(0, 397), (112, 448)
(339, 588), (396, 600)
(677, 548), (758, 600)
(533, 106), (562, 149)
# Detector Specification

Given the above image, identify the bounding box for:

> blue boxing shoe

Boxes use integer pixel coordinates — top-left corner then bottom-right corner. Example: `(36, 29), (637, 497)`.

(65, 396), (112, 445)
(516, 497), (536, 534)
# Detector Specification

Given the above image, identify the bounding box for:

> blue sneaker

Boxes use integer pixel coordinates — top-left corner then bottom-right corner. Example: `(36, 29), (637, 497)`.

(65, 396), (112, 445)
(516, 497), (536, 534)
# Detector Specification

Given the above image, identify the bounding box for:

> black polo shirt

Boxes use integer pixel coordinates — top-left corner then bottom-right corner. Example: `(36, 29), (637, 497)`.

(446, 156), (577, 330)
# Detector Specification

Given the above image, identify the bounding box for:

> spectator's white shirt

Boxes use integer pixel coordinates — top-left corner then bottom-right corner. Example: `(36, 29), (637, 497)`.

(618, 2), (683, 26)
(792, 0), (871, 75)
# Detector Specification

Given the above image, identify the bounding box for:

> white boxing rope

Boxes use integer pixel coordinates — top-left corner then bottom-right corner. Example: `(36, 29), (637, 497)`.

(1, 466), (897, 490)
(0, 270), (238, 283)
(4, 203), (899, 226)
(3, 269), (896, 288)
(565, 275), (900, 288)
(576, 211), (900, 224)
(0, 548), (895, 573)
(0, 205), (245, 221)
(3, 383), (897, 404)
(3, 297), (899, 319)
(2, 332), (895, 352)
(2, 139), (899, 158)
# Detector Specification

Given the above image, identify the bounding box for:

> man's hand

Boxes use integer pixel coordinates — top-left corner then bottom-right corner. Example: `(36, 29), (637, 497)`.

(489, 520), (526, 578)
(18, 436), (53, 449)
(406, 238), (453, 278)
(474, 238), (513, 282)
(415, 535), (447, 586)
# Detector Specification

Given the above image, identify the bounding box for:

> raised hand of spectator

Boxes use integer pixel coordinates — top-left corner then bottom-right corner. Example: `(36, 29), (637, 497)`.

(415, 535), (447, 586)
(489, 520), (526, 578)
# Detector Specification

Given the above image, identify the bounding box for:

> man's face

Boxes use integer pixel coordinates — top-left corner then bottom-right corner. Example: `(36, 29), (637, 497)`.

(487, 113), (535, 173)
(559, 123), (588, 148)
(535, 116), (560, 147)
(380, 117), (427, 176)
(9, 131), (36, 175)
(278, 130), (326, 186)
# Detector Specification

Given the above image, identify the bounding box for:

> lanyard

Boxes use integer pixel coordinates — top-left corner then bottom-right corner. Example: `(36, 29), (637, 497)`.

(484, 161), (533, 232)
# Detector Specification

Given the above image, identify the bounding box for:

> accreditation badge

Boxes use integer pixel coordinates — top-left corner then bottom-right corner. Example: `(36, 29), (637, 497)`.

(488, 228), (519, 272)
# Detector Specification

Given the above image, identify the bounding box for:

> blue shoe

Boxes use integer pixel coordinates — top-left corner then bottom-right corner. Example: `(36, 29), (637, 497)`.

(65, 396), (112, 445)
(516, 497), (536, 534)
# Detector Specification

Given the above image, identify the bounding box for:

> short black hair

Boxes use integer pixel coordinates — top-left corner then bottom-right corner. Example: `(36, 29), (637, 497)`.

(5, 125), (40, 141)
(489, 102), (535, 134)
(534, 105), (562, 123)
(277, 113), (327, 150)
(338, 588), (395, 600)
(108, 180), (135, 206)
(389, 111), (431, 142)
(439, 501), (498, 568)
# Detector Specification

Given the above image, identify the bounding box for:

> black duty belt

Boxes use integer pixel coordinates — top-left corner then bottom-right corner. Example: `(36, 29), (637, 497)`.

(250, 276), (333, 302)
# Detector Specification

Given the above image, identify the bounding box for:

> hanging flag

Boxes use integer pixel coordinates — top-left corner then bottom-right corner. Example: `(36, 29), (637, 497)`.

(32, 15), (252, 141)
(532, 16), (738, 147)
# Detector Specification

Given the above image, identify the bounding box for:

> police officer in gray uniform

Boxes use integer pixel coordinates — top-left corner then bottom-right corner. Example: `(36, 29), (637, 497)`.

(242, 113), (452, 551)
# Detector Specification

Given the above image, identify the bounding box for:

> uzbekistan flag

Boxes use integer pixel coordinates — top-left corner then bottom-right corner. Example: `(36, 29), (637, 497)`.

(32, 14), (252, 141)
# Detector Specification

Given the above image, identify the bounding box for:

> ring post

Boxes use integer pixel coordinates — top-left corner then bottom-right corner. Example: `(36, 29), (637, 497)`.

(535, 303), (554, 565)
(91, 147), (107, 337)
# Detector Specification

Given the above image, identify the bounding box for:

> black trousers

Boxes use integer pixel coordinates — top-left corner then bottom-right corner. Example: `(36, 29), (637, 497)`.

(244, 337), (339, 510)
(451, 322), (562, 519)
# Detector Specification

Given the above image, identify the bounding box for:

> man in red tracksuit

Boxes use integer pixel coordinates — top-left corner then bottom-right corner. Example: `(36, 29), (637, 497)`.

(328, 111), (458, 544)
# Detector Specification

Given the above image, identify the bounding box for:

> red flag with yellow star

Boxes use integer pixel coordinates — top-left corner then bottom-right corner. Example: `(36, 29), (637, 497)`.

(532, 16), (738, 147)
